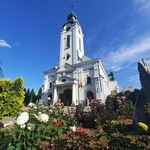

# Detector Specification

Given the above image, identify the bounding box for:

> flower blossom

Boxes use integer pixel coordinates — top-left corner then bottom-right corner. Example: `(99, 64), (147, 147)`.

(78, 129), (85, 134)
(138, 122), (149, 131)
(70, 125), (76, 132)
(16, 112), (29, 125)
(38, 113), (49, 123)
(32, 114), (39, 120)
(54, 121), (61, 127)
(27, 123), (35, 131)
(28, 102), (35, 107)
(20, 124), (26, 129)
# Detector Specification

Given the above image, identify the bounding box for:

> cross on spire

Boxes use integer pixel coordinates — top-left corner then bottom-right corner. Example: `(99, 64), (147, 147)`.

(71, 5), (74, 12)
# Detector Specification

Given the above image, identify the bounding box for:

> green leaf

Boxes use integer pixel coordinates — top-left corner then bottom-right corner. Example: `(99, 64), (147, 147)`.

(7, 146), (15, 150)
(27, 132), (31, 138)
(43, 135), (51, 140)
(15, 147), (21, 150)
(16, 142), (22, 148)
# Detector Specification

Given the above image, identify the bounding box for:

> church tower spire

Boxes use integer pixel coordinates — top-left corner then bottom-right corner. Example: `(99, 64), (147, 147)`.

(59, 11), (84, 68)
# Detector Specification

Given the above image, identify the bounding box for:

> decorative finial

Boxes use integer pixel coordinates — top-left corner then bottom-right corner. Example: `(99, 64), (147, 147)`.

(71, 5), (74, 12)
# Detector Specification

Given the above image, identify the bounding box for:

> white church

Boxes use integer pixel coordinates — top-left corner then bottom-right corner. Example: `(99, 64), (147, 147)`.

(41, 11), (118, 106)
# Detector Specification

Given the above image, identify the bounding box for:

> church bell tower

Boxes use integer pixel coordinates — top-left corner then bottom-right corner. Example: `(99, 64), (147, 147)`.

(59, 12), (84, 68)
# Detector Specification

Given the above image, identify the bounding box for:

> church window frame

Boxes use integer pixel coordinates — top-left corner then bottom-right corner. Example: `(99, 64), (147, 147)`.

(66, 35), (71, 48)
(66, 53), (70, 60)
(87, 76), (91, 85)
(79, 38), (81, 51)
(66, 26), (70, 31)
(49, 82), (52, 89)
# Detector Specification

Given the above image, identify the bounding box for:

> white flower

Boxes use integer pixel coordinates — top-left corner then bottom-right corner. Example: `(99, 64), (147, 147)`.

(38, 113), (49, 123)
(20, 124), (26, 129)
(70, 125), (76, 132)
(28, 102), (35, 107)
(49, 110), (52, 113)
(53, 118), (57, 123)
(16, 112), (29, 125)
(27, 123), (35, 131)
(33, 106), (37, 110)
(38, 111), (42, 115)
(32, 114), (39, 120)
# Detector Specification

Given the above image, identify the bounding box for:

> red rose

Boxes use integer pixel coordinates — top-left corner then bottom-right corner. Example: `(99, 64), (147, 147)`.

(78, 129), (85, 134)
(54, 121), (61, 127)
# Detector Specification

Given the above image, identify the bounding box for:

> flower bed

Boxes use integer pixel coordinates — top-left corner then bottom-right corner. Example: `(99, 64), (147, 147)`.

(0, 96), (150, 149)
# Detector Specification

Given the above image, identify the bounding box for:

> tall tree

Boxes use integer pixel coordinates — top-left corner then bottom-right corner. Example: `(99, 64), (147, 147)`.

(24, 88), (31, 106)
(0, 61), (4, 77)
(37, 87), (42, 99)
(30, 89), (36, 103)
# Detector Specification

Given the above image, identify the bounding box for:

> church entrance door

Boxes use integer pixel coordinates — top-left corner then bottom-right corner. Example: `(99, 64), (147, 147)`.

(63, 89), (72, 106)
(87, 91), (94, 99)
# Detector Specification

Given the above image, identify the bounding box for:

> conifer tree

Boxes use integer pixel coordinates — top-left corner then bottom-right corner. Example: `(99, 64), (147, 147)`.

(37, 87), (42, 99)
(30, 89), (36, 103)
(24, 88), (31, 106)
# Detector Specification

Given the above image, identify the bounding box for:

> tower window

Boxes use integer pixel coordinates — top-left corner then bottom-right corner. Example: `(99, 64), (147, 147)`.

(87, 76), (91, 84)
(67, 36), (70, 48)
(79, 39), (81, 51)
(66, 54), (70, 60)
(49, 82), (52, 89)
(66, 27), (70, 31)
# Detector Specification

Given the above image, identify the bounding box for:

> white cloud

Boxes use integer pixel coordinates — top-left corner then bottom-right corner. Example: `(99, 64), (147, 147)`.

(0, 40), (11, 48)
(133, 0), (150, 15)
(128, 75), (139, 82)
(102, 35), (150, 71)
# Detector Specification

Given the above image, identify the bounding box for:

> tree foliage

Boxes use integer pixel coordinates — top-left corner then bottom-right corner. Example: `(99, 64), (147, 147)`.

(0, 77), (25, 119)
(23, 87), (42, 106)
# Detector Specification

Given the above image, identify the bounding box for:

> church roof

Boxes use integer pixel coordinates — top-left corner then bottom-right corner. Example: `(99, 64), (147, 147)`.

(62, 12), (79, 28)
(82, 55), (93, 62)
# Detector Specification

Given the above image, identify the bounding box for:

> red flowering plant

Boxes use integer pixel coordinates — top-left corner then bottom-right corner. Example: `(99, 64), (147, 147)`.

(77, 129), (85, 134)
(105, 94), (134, 120)
(75, 100), (106, 128)
(62, 107), (77, 126)
(75, 103), (85, 124)
(116, 96), (134, 119)
(54, 99), (64, 108)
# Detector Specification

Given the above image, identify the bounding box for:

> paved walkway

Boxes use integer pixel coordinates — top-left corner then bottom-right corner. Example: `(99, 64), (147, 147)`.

(0, 106), (28, 129)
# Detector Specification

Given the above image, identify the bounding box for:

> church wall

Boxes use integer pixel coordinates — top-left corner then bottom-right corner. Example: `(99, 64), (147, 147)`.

(41, 12), (117, 105)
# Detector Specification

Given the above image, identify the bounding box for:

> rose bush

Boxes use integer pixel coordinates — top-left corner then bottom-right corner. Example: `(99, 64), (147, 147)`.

(2, 104), (77, 150)
(1, 93), (150, 149)
(16, 112), (29, 125)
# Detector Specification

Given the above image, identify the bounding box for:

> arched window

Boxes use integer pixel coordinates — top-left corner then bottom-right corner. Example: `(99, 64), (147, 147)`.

(67, 36), (70, 48)
(87, 76), (91, 84)
(66, 26), (70, 31)
(49, 82), (52, 89)
(66, 53), (71, 60)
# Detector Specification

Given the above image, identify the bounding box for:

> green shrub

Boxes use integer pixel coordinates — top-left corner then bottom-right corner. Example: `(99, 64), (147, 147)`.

(0, 77), (25, 118)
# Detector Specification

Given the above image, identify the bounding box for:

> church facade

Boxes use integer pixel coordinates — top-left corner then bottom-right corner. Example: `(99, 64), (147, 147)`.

(41, 12), (118, 105)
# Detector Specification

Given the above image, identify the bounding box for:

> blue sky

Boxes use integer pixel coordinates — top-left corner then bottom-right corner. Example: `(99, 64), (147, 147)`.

(0, 0), (150, 93)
